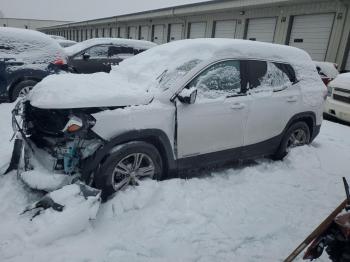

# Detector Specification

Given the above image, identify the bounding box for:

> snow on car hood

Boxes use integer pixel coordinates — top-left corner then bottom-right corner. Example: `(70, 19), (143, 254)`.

(29, 72), (153, 109)
(328, 73), (350, 90)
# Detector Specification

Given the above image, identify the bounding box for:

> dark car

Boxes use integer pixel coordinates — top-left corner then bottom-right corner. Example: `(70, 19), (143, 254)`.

(0, 27), (68, 102)
(64, 38), (157, 74)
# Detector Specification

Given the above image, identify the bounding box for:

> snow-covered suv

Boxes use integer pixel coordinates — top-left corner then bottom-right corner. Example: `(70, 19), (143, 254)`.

(11, 39), (325, 199)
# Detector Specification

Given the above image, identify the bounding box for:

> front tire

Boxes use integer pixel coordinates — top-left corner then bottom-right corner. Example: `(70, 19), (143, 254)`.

(273, 121), (311, 160)
(11, 80), (37, 101)
(95, 141), (163, 201)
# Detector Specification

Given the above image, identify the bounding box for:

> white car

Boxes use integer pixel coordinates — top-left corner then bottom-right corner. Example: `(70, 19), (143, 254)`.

(324, 73), (350, 123)
(11, 39), (325, 200)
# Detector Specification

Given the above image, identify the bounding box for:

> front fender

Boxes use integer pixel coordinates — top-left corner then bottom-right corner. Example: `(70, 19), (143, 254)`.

(81, 129), (177, 182)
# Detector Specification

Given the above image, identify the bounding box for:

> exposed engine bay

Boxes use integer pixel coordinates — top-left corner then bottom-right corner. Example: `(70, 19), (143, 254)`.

(12, 100), (111, 178)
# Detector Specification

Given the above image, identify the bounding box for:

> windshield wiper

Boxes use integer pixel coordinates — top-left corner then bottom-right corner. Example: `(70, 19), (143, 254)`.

(156, 69), (168, 83)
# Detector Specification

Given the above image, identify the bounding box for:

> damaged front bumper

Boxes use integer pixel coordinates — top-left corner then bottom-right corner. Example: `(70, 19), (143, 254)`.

(6, 100), (104, 191)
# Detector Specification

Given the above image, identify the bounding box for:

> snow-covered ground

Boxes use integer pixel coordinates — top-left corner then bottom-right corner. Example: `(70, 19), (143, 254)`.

(0, 101), (349, 262)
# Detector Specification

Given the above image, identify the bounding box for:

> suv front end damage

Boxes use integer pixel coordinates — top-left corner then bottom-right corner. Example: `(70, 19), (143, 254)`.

(7, 100), (105, 190)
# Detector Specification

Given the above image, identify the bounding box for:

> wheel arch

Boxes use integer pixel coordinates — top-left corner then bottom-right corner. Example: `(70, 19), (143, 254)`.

(81, 129), (177, 183)
(8, 77), (41, 101)
(284, 111), (317, 141)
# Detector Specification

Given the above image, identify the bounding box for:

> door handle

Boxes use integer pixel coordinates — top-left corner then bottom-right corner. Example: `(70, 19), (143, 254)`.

(230, 103), (245, 110)
(286, 96), (298, 102)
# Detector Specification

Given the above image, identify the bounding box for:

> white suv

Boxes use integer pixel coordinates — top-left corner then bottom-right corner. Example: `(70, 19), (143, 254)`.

(10, 39), (325, 199)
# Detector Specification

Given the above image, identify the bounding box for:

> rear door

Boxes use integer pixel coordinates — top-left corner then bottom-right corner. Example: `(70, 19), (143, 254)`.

(243, 60), (300, 155)
(177, 60), (249, 160)
(70, 45), (111, 73)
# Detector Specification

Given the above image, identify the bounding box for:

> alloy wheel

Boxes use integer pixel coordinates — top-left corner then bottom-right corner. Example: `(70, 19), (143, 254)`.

(111, 153), (155, 191)
(287, 128), (308, 150)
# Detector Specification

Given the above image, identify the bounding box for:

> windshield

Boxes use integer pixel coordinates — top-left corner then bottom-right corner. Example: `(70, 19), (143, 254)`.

(158, 59), (202, 90)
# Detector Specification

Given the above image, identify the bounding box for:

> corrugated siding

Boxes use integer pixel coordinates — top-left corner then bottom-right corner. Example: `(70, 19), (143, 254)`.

(214, 20), (236, 38)
(288, 13), (335, 61)
(246, 17), (276, 43)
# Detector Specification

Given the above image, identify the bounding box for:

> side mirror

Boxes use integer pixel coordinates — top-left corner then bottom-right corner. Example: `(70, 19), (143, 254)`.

(82, 53), (90, 60)
(178, 88), (197, 104)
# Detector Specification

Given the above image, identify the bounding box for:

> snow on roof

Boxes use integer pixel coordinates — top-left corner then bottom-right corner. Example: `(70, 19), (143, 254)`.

(329, 73), (350, 90)
(0, 27), (66, 64)
(115, 38), (316, 89)
(64, 38), (157, 56)
(30, 39), (319, 109)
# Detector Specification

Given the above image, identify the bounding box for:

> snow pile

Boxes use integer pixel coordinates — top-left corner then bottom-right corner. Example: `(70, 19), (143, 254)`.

(0, 27), (66, 64)
(64, 38), (157, 56)
(0, 102), (349, 261)
(24, 184), (100, 245)
(329, 73), (350, 90)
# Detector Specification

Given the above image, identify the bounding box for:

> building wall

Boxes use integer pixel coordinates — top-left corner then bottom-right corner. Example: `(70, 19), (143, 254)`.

(0, 18), (69, 30)
(38, 0), (350, 70)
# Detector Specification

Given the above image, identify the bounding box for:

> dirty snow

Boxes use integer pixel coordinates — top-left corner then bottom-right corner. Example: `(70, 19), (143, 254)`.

(0, 101), (349, 261)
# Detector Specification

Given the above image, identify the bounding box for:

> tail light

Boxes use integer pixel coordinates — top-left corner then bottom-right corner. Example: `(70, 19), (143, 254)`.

(53, 58), (66, 65)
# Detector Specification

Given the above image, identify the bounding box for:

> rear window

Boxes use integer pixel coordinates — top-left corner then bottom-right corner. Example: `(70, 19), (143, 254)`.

(242, 60), (296, 91)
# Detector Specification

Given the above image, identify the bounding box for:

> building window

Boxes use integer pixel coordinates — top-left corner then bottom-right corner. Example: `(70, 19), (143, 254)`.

(102, 28), (105, 37)
(110, 27), (112, 37)
(95, 28), (98, 37)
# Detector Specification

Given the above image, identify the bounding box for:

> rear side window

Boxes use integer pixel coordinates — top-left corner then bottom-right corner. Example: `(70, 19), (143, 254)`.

(242, 60), (296, 92)
(86, 45), (109, 58)
(108, 46), (134, 59)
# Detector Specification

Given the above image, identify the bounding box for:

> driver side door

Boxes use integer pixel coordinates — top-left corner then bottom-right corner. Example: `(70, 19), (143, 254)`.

(70, 44), (111, 73)
(176, 60), (250, 167)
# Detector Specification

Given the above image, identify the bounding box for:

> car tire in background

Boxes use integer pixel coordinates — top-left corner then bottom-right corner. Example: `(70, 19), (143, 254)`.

(11, 80), (38, 101)
(273, 121), (311, 160)
(95, 141), (163, 201)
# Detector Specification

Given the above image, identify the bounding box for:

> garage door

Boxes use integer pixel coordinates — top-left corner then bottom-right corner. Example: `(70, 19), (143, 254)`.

(169, 23), (183, 42)
(128, 26), (137, 39)
(119, 27), (126, 38)
(345, 49), (350, 71)
(246, 17), (276, 43)
(289, 13), (335, 61)
(153, 24), (165, 44)
(140, 26), (149, 40)
(189, 22), (206, 39)
(213, 20), (236, 38)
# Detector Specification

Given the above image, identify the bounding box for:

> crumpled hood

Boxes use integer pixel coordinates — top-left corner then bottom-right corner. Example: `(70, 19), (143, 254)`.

(29, 72), (154, 109)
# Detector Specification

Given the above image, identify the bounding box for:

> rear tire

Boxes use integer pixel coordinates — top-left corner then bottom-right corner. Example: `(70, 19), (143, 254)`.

(11, 80), (37, 101)
(273, 121), (311, 160)
(94, 141), (163, 201)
